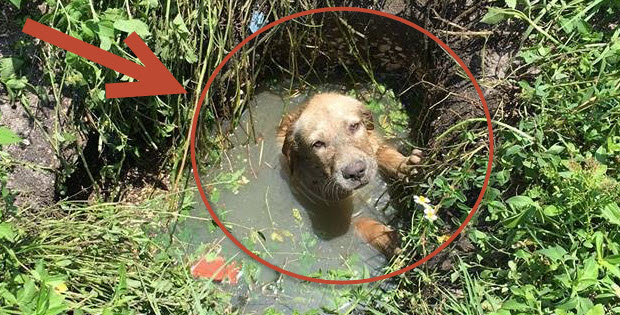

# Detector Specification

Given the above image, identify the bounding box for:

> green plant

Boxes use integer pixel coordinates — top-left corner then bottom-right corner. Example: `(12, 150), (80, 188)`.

(385, 1), (619, 314)
(0, 194), (234, 314)
(0, 120), (21, 215)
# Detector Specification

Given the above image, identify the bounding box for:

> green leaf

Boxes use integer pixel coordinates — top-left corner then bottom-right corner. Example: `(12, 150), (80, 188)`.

(585, 304), (604, 315)
(4, 77), (28, 90)
(173, 14), (190, 34)
(8, 0), (21, 9)
(0, 127), (22, 145)
(0, 222), (16, 242)
(505, 0), (517, 9)
(502, 299), (530, 310)
(546, 144), (565, 154)
(601, 203), (620, 226)
(506, 195), (535, 209)
(559, 17), (575, 34)
(139, 0), (159, 8)
(600, 259), (620, 278)
(0, 57), (24, 79)
(42, 289), (68, 315)
(502, 208), (534, 228)
(505, 145), (522, 157)
(111, 263), (127, 304)
(576, 256), (599, 292)
(556, 296), (578, 310)
(543, 205), (561, 216)
(113, 19), (151, 38)
(536, 245), (567, 262)
(481, 7), (512, 24)
(0, 285), (18, 305)
(96, 20), (115, 38)
(99, 35), (112, 51)
(605, 254), (620, 264)
(17, 277), (36, 306)
(594, 231), (603, 260)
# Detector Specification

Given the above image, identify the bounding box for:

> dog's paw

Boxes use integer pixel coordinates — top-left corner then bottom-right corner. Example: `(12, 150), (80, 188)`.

(408, 149), (423, 164)
(397, 149), (423, 178)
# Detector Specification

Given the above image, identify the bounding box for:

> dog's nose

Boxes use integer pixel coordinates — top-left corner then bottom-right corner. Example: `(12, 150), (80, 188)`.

(342, 160), (366, 180)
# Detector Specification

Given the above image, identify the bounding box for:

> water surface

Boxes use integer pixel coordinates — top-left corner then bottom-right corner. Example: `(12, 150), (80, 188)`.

(183, 90), (400, 313)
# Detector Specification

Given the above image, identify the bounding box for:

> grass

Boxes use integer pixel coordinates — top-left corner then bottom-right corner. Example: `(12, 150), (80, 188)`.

(0, 191), (239, 314)
(365, 1), (620, 314)
(0, 0), (619, 314)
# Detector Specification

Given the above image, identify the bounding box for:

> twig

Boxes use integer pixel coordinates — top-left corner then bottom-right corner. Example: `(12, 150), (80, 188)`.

(438, 30), (494, 37)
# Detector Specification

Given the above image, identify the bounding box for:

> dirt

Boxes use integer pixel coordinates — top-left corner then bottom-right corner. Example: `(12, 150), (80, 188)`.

(0, 2), (88, 208)
(0, 93), (58, 208)
(0, 3), (56, 208)
(409, 0), (523, 139)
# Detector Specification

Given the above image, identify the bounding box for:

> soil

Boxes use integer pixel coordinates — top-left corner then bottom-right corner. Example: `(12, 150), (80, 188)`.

(374, 0), (524, 142)
(0, 2), (61, 208)
(0, 94), (58, 208)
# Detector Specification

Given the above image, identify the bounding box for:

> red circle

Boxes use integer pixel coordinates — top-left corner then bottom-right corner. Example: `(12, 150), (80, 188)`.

(190, 7), (494, 285)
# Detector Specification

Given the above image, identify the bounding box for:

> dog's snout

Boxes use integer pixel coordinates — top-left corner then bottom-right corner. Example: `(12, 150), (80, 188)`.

(342, 160), (366, 180)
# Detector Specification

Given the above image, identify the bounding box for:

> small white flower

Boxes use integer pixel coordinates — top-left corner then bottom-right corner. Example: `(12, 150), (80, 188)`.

(414, 195), (438, 221)
(414, 195), (431, 205)
(424, 206), (438, 221)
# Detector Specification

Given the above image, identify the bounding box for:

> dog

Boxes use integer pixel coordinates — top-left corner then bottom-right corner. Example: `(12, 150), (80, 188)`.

(277, 92), (422, 257)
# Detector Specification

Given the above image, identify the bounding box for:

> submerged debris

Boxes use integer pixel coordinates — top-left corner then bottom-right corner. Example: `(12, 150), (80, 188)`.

(191, 256), (242, 284)
(249, 11), (267, 33)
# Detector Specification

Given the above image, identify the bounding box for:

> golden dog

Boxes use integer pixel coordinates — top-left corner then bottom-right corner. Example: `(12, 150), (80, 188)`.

(277, 92), (422, 257)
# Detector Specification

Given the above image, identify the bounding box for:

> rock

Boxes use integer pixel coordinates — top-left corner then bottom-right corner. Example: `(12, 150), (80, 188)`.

(383, 0), (407, 15)
(386, 63), (402, 71)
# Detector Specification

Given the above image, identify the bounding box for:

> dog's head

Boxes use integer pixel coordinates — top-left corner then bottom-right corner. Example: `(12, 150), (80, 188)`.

(279, 93), (378, 200)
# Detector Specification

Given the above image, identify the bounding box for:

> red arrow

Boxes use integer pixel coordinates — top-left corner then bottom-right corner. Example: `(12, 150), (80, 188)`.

(22, 19), (187, 98)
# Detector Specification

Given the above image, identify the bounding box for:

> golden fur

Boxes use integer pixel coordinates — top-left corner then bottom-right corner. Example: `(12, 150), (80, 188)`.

(277, 92), (422, 257)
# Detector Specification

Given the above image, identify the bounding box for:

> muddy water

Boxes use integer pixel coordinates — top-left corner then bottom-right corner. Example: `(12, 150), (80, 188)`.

(183, 90), (399, 313)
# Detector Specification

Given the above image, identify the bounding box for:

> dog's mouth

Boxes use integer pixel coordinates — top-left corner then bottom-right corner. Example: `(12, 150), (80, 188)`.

(346, 178), (370, 190)
(317, 176), (370, 201)
(336, 168), (375, 192)
(338, 158), (377, 192)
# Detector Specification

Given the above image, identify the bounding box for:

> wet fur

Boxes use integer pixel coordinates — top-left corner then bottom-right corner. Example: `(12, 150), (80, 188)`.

(277, 93), (422, 257)
(277, 93), (419, 196)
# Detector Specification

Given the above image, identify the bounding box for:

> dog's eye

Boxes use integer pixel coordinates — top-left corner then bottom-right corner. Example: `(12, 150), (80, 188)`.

(349, 122), (360, 132)
(312, 141), (325, 149)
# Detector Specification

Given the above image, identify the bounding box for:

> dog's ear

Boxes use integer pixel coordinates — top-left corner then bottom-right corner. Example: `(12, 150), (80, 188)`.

(278, 112), (300, 173)
(281, 127), (296, 172)
(361, 107), (375, 130)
